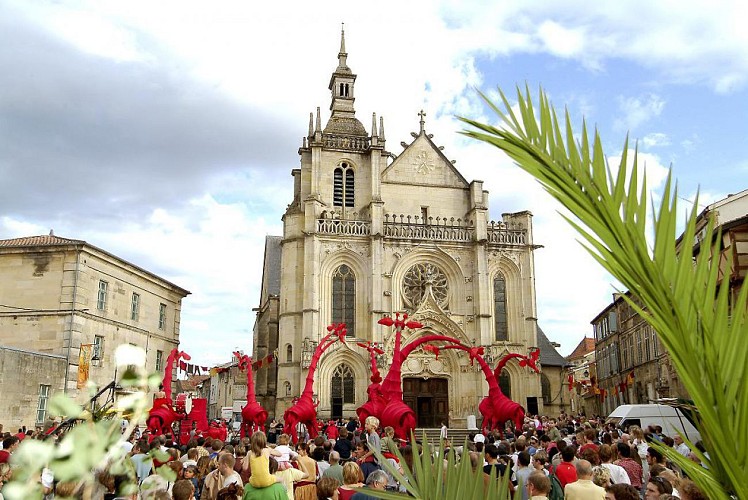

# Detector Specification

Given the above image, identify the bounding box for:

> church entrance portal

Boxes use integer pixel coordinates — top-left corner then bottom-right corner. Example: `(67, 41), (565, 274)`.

(403, 377), (449, 427)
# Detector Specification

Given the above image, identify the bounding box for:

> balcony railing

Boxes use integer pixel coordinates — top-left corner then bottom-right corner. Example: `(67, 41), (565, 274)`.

(315, 213), (527, 246)
(487, 221), (527, 245)
(384, 214), (473, 242)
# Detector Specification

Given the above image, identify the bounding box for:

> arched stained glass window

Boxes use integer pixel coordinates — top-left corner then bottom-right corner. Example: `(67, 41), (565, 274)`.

(494, 275), (508, 341)
(499, 370), (511, 400)
(332, 265), (355, 336)
(331, 364), (355, 404)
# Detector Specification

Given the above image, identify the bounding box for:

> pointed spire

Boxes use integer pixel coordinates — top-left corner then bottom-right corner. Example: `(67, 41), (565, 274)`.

(308, 112), (314, 137)
(337, 22), (348, 71)
(340, 22), (346, 53)
(379, 116), (385, 141)
(315, 107), (321, 134)
(371, 112), (378, 137)
(418, 109), (426, 134)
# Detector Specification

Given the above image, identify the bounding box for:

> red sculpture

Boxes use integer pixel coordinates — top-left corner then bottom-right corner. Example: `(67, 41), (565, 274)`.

(283, 324), (348, 443)
(355, 313), (543, 437)
(234, 351), (269, 437)
(147, 348), (190, 436)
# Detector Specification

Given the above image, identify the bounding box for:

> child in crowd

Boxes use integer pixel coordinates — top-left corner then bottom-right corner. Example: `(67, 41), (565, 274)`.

(248, 431), (282, 488)
(273, 434), (298, 471)
(380, 426), (399, 463)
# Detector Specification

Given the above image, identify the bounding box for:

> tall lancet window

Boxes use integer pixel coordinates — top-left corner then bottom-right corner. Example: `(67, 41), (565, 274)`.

(332, 264), (355, 336)
(331, 364), (355, 404)
(494, 274), (508, 341)
(333, 163), (354, 208)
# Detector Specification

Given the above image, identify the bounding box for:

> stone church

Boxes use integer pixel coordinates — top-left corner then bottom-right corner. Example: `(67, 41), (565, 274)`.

(252, 31), (567, 428)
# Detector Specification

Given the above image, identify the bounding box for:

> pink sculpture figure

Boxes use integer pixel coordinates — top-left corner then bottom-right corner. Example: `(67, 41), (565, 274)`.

(234, 351), (269, 437)
(372, 314), (469, 439)
(147, 348), (190, 436)
(283, 324), (348, 443)
(355, 341), (385, 425)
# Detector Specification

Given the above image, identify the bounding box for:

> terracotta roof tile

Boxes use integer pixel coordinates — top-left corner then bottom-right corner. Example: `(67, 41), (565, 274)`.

(0, 234), (85, 247)
(567, 337), (596, 361)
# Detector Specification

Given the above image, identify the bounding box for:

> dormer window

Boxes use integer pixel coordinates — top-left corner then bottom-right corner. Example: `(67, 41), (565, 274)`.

(333, 162), (354, 208)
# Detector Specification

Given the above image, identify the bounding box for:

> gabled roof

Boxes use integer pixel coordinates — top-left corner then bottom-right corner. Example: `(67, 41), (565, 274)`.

(567, 337), (596, 361)
(536, 326), (568, 367)
(381, 128), (468, 188)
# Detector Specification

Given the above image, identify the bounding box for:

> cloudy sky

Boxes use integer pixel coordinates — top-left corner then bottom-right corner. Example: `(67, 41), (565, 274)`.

(2, 0), (746, 366)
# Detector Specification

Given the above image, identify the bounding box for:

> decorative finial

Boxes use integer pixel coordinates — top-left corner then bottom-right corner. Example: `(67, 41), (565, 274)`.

(379, 116), (385, 141)
(315, 106), (321, 134)
(308, 112), (314, 137)
(371, 112), (378, 137)
(418, 109), (426, 133)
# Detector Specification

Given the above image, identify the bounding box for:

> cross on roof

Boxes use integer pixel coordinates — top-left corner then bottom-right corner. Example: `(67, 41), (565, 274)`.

(418, 109), (426, 133)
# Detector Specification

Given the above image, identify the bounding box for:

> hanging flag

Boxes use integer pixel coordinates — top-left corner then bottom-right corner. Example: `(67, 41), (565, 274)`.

(627, 371), (635, 384)
(568, 374), (574, 391)
(179, 360), (187, 372)
(77, 344), (92, 389)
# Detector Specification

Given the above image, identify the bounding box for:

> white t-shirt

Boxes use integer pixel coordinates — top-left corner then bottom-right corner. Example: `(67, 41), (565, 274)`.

(602, 462), (631, 485)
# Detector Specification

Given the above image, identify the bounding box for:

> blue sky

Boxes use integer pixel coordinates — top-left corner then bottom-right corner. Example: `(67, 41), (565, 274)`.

(1, 0), (746, 365)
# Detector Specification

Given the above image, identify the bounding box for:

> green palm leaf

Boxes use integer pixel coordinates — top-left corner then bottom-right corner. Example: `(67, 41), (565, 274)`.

(459, 86), (747, 499)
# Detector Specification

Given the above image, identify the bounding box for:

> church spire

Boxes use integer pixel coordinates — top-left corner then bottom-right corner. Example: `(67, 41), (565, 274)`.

(325, 24), (367, 137)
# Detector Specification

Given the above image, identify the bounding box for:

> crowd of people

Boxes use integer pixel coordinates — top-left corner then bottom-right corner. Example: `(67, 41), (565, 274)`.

(0, 413), (711, 500)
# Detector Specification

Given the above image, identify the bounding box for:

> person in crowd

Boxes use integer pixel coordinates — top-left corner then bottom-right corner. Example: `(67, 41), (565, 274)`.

(313, 446), (331, 478)
(554, 444), (578, 489)
(272, 434), (298, 470)
(272, 456), (307, 500)
(613, 442), (642, 489)
(591, 466), (611, 489)
(247, 431), (281, 488)
(645, 476), (673, 499)
(604, 483), (640, 500)
(333, 428), (353, 461)
(354, 442), (379, 482)
(0, 437), (19, 464)
(294, 442), (318, 500)
(173, 478), (197, 500)
(316, 477), (340, 500)
(564, 459), (606, 500)
(515, 451), (533, 500)
(598, 444), (630, 485)
(242, 456), (287, 500)
(673, 435), (690, 457)
(526, 470), (551, 500)
(337, 461), (365, 500)
(323, 451), (345, 484)
(203, 453), (243, 500)
(678, 478), (708, 500)
(183, 465), (200, 499)
(350, 469), (388, 500)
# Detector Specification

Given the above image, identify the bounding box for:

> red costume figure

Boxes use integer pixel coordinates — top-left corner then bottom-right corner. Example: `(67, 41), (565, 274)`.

(355, 341), (385, 426)
(283, 324), (348, 443)
(147, 348), (190, 436)
(234, 351), (269, 437)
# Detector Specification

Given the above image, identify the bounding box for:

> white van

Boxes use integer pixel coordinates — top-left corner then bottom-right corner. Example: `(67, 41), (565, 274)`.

(606, 404), (701, 443)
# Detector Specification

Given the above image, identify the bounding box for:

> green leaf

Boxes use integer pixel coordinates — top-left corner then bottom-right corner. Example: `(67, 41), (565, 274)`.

(459, 86), (748, 499)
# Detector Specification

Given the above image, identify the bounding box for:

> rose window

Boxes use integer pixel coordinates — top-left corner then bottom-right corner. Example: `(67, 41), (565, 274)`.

(402, 263), (449, 309)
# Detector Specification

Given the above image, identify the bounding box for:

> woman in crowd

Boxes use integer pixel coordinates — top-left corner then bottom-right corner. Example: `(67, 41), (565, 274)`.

(337, 461), (364, 500)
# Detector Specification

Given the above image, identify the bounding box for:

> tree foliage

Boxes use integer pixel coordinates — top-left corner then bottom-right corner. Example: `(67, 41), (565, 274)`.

(459, 86), (748, 499)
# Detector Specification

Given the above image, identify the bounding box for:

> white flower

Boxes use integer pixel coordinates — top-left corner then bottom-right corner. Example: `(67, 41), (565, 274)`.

(115, 344), (146, 367)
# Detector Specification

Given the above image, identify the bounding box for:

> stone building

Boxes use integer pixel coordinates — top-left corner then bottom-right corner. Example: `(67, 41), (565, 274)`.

(593, 189), (748, 415)
(565, 337), (597, 416)
(0, 234), (190, 421)
(253, 31), (565, 428)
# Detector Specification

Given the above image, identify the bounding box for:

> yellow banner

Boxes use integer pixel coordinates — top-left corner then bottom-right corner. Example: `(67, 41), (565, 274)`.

(77, 344), (92, 389)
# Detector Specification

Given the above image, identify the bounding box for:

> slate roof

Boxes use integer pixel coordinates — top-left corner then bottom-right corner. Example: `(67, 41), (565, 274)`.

(262, 235), (282, 297)
(537, 326), (569, 367)
(567, 337), (596, 361)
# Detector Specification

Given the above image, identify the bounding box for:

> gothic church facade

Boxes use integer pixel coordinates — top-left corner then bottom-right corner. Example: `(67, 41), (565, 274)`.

(253, 31), (565, 427)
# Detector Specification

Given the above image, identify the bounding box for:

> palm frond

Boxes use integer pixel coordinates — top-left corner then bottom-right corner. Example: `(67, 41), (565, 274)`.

(459, 86), (748, 499)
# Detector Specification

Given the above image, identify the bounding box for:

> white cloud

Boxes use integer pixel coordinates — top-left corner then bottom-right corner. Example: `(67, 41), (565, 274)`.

(642, 133), (671, 148)
(615, 94), (665, 132)
(536, 20), (585, 58)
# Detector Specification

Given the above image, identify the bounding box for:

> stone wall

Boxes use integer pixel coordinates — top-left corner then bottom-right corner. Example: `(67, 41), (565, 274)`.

(0, 346), (66, 429)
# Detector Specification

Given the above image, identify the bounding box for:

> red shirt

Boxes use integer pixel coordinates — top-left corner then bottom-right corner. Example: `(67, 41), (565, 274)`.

(615, 458), (643, 488)
(554, 461), (578, 489)
(0, 450), (10, 464)
(579, 442), (599, 454)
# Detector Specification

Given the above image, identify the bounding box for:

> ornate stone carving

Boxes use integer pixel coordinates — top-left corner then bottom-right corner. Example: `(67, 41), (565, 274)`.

(402, 263), (449, 309)
(411, 150), (435, 174)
